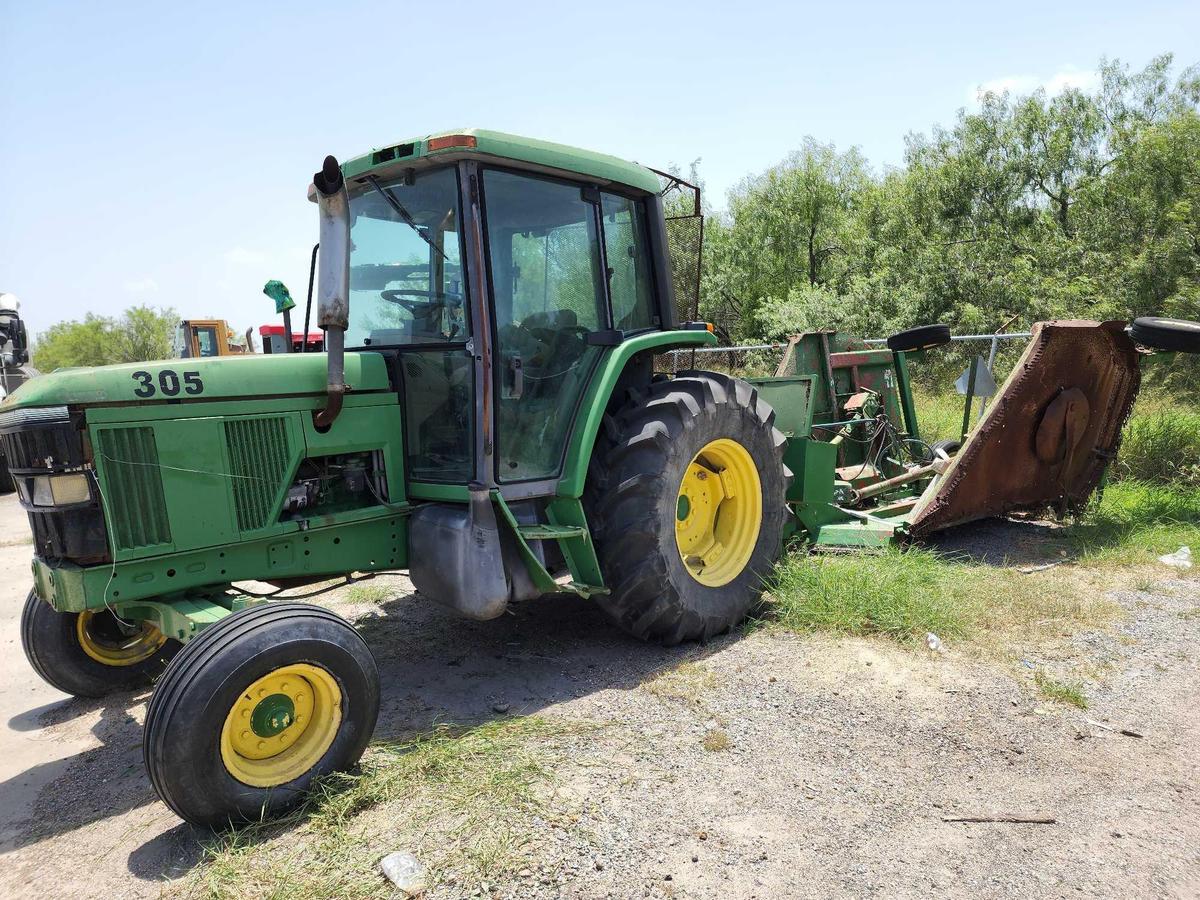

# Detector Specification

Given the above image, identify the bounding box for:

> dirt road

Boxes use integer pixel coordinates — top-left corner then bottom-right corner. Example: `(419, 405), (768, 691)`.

(0, 491), (1197, 898)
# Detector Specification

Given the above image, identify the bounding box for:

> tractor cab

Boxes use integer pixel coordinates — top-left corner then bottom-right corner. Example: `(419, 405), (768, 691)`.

(172, 318), (248, 358)
(336, 132), (679, 492)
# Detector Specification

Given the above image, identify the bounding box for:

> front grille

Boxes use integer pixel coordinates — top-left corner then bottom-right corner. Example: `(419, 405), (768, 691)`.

(0, 406), (81, 473)
(0, 407), (111, 564)
(225, 417), (291, 532)
(30, 508), (109, 564)
(94, 426), (172, 550)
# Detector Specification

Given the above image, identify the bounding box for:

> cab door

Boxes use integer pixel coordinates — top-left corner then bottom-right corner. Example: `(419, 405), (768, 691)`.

(481, 169), (659, 489)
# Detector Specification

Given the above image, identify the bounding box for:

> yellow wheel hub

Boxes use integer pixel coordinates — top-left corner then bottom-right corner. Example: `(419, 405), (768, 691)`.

(674, 438), (763, 587)
(220, 663), (342, 788)
(76, 610), (167, 667)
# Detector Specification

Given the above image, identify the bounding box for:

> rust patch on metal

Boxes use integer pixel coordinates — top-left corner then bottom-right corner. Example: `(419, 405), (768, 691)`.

(829, 350), (892, 369)
(1034, 387), (1090, 463)
(909, 321), (1140, 538)
(843, 391), (874, 412)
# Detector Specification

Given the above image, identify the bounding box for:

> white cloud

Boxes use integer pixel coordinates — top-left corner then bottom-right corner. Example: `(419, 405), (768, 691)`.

(224, 247), (267, 265)
(968, 67), (1100, 105)
(1043, 69), (1101, 95)
(123, 276), (159, 294)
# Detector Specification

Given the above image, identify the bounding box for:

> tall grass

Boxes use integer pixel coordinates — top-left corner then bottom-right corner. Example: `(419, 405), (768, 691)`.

(769, 547), (979, 642)
(1115, 405), (1200, 488)
(766, 546), (1114, 652)
(912, 388), (966, 446)
(1067, 480), (1200, 565)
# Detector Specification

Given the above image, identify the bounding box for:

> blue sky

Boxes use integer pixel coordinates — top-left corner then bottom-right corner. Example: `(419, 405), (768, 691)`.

(2, 0), (1198, 341)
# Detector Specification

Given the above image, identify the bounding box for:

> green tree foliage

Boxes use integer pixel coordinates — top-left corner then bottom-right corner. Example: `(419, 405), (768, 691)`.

(705, 139), (869, 336)
(700, 55), (1200, 354)
(33, 305), (178, 371)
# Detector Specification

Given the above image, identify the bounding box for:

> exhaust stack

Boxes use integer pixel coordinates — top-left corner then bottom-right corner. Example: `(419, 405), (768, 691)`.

(309, 155), (350, 428)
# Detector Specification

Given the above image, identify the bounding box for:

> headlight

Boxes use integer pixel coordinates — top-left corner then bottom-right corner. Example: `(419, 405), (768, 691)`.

(30, 473), (91, 507)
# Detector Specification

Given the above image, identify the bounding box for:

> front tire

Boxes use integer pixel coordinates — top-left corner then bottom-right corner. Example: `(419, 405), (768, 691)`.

(143, 603), (379, 827)
(21, 590), (179, 698)
(585, 372), (790, 645)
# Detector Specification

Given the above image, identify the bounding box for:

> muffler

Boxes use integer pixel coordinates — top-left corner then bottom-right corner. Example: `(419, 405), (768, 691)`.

(309, 156), (350, 428)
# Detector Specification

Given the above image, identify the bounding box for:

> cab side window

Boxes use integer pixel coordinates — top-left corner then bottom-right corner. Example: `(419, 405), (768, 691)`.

(195, 326), (220, 357)
(600, 193), (657, 333)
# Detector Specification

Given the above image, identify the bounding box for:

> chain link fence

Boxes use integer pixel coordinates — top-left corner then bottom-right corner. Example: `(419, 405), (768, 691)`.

(657, 333), (1034, 428)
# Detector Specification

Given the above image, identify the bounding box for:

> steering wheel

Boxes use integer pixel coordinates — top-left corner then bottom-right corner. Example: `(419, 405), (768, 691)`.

(380, 289), (462, 314)
(524, 324), (592, 345)
(518, 324), (592, 375)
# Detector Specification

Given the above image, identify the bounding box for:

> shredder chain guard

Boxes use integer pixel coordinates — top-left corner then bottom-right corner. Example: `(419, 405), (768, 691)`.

(908, 320), (1141, 537)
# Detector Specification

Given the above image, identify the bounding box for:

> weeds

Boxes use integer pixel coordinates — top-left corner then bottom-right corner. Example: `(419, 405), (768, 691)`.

(191, 717), (585, 900)
(1066, 480), (1200, 566)
(644, 661), (717, 703)
(766, 544), (1116, 655)
(768, 547), (977, 642)
(702, 729), (731, 752)
(1116, 409), (1200, 487)
(913, 388), (966, 446)
(1118, 387), (1200, 484)
(344, 584), (390, 605)
(1033, 671), (1088, 709)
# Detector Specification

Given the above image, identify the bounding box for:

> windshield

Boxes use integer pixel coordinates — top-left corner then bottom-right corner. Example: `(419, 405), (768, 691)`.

(347, 166), (467, 347)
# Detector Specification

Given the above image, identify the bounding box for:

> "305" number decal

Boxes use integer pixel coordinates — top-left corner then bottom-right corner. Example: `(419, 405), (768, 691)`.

(131, 369), (204, 398)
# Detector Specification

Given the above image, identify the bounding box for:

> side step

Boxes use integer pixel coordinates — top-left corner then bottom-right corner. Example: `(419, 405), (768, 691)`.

(493, 497), (608, 598)
(516, 523), (589, 541)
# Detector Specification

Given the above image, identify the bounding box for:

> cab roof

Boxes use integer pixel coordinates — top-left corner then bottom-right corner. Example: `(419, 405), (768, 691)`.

(340, 128), (663, 195)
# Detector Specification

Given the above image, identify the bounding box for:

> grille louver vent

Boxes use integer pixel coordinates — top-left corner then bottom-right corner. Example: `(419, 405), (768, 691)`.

(224, 417), (290, 532)
(96, 427), (172, 550)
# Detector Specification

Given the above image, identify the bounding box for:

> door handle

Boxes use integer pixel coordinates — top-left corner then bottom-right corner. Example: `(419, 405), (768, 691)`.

(508, 354), (523, 400)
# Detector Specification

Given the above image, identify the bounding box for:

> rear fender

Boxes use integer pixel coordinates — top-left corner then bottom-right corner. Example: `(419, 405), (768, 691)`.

(555, 329), (716, 499)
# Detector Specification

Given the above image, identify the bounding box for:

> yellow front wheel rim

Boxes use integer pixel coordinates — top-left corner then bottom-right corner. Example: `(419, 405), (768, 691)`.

(220, 663), (342, 788)
(76, 610), (167, 667)
(675, 438), (763, 587)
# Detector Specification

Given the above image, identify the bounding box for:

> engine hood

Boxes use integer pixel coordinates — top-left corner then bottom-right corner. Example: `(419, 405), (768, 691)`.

(0, 351), (392, 411)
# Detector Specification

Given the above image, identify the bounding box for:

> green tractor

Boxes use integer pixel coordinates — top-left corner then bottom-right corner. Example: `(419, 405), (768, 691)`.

(4, 130), (1197, 826)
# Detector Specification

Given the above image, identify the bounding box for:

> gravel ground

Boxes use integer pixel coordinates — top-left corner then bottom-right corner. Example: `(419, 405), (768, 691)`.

(0, 491), (1197, 899)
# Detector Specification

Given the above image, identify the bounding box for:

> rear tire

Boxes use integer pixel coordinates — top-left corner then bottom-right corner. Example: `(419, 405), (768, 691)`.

(144, 603), (379, 827)
(585, 372), (790, 645)
(21, 590), (179, 698)
(1130, 317), (1200, 353)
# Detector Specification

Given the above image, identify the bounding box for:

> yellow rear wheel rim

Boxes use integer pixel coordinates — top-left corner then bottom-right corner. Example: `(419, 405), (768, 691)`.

(76, 610), (167, 667)
(220, 663), (342, 788)
(675, 438), (762, 587)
